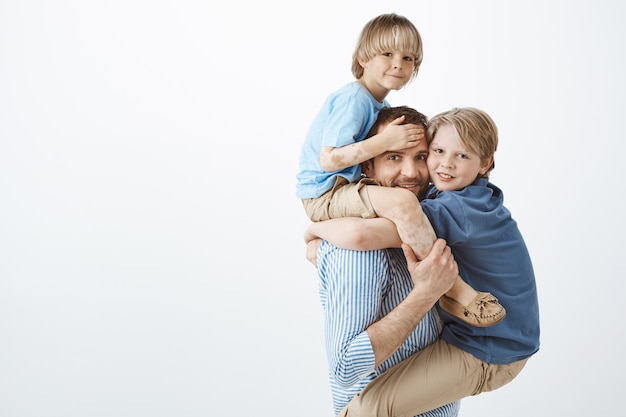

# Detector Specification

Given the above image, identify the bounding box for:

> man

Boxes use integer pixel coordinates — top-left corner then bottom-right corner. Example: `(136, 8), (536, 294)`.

(305, 106), (461, 416)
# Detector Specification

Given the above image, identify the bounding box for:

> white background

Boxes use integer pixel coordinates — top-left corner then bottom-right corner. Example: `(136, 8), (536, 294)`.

(1, 1), (624, 416)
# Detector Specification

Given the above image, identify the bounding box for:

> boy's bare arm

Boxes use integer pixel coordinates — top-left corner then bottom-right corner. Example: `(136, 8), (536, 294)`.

(319, 117), (423, 172)
(305, 238), (322, 267)
(305, 217), (402, 250)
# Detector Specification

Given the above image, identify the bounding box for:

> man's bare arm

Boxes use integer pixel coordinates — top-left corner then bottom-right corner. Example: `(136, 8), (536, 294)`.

(367, 240), (457, 366)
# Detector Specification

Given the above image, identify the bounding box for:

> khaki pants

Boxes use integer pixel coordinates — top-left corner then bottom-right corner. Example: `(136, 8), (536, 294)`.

(338, 339), (528, 417)
(302, 177), (378, 222)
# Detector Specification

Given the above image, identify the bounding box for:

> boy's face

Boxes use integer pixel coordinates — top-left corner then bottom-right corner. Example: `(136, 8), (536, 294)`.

(360, 50), (415, 93)
(362, 122), (429, 198)
(427, 123), (492, 191)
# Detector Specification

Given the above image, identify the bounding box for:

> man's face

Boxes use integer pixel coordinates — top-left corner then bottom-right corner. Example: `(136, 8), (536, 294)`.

(362, 123), (430, 198)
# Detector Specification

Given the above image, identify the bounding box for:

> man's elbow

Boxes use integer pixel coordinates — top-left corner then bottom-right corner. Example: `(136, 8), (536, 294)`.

(332, 357), (370, 388)
(332, 365), (360, 388)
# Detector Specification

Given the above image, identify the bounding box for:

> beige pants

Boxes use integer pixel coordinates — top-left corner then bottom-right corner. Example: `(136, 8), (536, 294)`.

(302, 177), (378, 222)
(338, 339), (528, 417)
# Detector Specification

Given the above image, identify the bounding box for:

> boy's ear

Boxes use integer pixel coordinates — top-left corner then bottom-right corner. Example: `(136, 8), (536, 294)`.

(479, 155), (495, 175)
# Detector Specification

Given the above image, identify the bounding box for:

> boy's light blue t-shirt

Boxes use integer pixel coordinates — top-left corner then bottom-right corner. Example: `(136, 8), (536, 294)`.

(296, 81), (388, 199)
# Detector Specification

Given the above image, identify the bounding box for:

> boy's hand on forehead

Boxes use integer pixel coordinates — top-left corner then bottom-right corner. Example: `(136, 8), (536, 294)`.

(381, 116), (425, 151)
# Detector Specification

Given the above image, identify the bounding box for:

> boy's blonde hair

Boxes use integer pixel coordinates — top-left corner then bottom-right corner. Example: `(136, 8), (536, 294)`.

(427, 107), (498, 177)
(351, 13), (423, 82)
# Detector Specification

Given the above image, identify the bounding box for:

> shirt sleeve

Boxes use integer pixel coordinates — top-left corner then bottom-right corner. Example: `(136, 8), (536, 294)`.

(318, 242), (390, 387)
(321, 89), (371, 148)
(420, 192), (471, 245)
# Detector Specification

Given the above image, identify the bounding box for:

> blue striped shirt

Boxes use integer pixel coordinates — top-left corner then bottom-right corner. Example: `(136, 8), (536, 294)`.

(317, 241), (460, 416)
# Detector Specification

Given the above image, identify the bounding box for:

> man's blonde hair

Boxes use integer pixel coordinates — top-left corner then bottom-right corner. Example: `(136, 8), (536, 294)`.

(351, 13), (423, 82)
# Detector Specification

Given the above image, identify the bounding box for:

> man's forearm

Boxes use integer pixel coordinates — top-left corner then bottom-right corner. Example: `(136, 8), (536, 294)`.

(366, 288), (437, 366)
(367, 240), (458, 367)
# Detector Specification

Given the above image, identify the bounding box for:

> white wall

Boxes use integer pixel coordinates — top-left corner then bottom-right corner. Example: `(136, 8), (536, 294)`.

(1, 1), (624, 416)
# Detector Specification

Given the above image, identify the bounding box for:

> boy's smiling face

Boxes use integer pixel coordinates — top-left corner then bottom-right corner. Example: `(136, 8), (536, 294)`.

(427, 123), (492, 191)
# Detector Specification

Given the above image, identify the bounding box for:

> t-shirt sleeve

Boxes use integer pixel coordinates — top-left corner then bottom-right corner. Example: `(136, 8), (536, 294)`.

(321, 92), (370, 149)
(420, 193), (471, 246)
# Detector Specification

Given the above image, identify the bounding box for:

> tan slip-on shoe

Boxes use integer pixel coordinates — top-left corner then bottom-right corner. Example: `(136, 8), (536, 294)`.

(439, 292), (506, 327)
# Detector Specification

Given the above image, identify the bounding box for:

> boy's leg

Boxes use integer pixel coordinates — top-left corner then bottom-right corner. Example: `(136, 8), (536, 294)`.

(366, 186), (505, 327)
(366, 185), (434, 260)
(303, 178), (375, 222)
(340, 339), (528, 417)
(341, 339), (483, 417)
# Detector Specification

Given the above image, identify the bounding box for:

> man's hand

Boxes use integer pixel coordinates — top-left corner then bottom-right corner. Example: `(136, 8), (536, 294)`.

(367, 239), (457, 366)
(402, 239), (457, 301)
(306, 238), (322, 268)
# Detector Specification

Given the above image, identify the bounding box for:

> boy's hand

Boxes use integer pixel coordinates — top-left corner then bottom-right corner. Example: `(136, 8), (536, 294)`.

(382, 116), (425, 151)
(306, 238), (322, 268)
